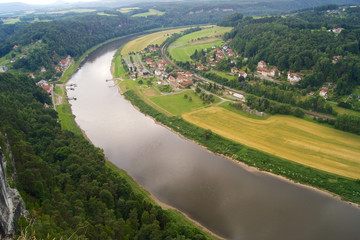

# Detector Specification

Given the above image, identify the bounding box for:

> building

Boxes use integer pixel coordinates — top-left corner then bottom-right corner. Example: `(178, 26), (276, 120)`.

(239, 71), (247, 78)
(231, 67), (239, 74)
(216, 52), (225, 58)
(319, 89), (328, 98)
(332, 56), (341, 64)
(146, 58), (152, 64)
(197, 65), (204, 71)
(287, 72), (302, 83)
(177, 75), (188, 82)
(257, 60), (267, 69)
(185, 71), (192, 77)
(270, 69), (281, 77)
(257, 67), (270, 77)
(181, 80), (193, 88)
(332, 28), (344, 33)
(59, 55), (71, 68)
(233, 93), (245, 101)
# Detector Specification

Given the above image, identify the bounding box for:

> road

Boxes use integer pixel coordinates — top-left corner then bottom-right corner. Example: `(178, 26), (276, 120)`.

(136, 53), (149, 74)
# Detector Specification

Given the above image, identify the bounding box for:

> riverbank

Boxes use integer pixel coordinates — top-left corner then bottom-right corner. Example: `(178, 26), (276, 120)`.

(120, 89), (360, 206)
(56, 31), (221, 240)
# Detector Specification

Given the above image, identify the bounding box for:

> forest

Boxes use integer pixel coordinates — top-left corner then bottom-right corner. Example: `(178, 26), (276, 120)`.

(222, 7), (360, 95)
(0, 72), (210, 239)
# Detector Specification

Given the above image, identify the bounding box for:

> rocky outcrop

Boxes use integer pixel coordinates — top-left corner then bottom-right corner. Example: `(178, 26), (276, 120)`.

(0, 139), (27, 238)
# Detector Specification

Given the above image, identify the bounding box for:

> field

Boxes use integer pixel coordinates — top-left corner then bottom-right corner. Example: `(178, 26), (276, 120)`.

(2, 18), (20, 24)
(47, 9), (96, 14)
(132, 9), (165, 17)
(117, 7), (140, 13)
(169, 40), (223, 62)
(183, 106), (360, 179)
(150, 90), (219, 115)
(121, 28), (189, 55)
(56, 102), (83, 136)
(170, 26), (233, 46)
(212, 70), (236, 80)
(97, 12), (117, 17)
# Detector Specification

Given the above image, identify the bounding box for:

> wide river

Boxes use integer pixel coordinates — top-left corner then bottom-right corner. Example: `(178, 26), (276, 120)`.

(67, 37), (360, 240)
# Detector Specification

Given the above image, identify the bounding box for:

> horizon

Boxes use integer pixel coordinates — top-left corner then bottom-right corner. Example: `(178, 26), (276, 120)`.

(0, 0), (100, 5)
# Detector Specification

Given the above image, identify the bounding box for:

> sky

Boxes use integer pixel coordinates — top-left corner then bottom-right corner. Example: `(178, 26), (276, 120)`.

(0, 0), (99, 5)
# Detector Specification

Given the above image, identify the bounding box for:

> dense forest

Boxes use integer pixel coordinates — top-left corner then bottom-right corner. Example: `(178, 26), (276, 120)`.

(0, 72), (211, 239)
(222, 7), (360, 95)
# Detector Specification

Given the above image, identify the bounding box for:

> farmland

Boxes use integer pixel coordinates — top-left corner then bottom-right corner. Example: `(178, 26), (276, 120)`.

(170, 26), (233, 46)
(117, 7), (140, 13)
(183, 106), (360, 179)
(132, 9), (165, 17)
(169, 40), (223, 62)
(150, 90), (220, 115)
(121, 28), (189, 55)
(168, 26), (232, 62)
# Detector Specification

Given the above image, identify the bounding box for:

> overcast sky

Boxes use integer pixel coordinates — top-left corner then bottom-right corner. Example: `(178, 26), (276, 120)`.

(0, 0), (99, 5)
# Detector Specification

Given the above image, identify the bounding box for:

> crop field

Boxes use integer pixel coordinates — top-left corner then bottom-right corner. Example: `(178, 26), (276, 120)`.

(121, 28), (189, 55)
(183, 106), (360, 179)
(170, 26), (233, 46)
(169, 40), (223, 62)
(150, 90), (220, 115)
(2, 18), (20, 24)
(132, 9), (165, 17)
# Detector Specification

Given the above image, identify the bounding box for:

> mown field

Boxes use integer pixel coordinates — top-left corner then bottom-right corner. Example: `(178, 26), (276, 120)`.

(170, 26), (233, 46)
(117, 7), (140, 13)
(132, 9), (165, 17)
(169, 40), (223, 62)
(182, 106), (360, 179)
(150, 90), (220, 115)
(121, 28), (189, 55)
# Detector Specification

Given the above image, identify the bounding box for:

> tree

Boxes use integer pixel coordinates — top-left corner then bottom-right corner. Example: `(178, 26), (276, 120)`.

(204, 129), (212, 140)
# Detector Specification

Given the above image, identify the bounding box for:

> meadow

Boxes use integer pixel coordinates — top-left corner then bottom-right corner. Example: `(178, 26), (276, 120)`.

(150, 90), (219, 115)
(182, 106), (360, 179)
(121, 28), (188, 55)
(132, 9), (165, 17)
(169, 40), (223, 62)
(170, 26), (232, 46)
(117, 7), (140, 13)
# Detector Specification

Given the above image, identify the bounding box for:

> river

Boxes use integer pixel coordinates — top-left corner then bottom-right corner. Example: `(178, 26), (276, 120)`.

(67, 38), (360, 240)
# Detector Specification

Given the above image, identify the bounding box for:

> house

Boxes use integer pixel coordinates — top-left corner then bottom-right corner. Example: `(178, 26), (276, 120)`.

(181, 80), (193, 88)
(216, 52), (224, 58)
(0, 66), (8, 72)
(29, 73), (35, 79)
(59, 55), (71, 68)
(141, 50), (146, 54)
(158, 62), (167, 68)
(332, 56), (341, 64)
(287, 72), (302, 83)
(36, 80), (51, 95)
(148, 46), (159, 52)
(231, 67), (239, 74)
(211, 62), (216, 67)
(233, 93), (245, 101)
(257, 61), (267, 69)
(227, 49), (234, 56)
(227, 39), (232, 42)
(270, 69), (281, 77)
(239, 71), (247, 78)
(168, 76), (176, 82)
(332, 28), (344, 34)
(146, 58), (152, 64)
(10, 58), (15, 63)
(177, 75), (188, 82)
(185, 71), (192, 77)
(169, 81), (180, 88)
(150, 62), (156, 68)
(257, 67), (270, 77)
(319, 89), (328, 98)
(209, 56), (215, 62)
(13, 45), (18, 50)
(155, 69), (162, 76)
(197, 65), (204, 71)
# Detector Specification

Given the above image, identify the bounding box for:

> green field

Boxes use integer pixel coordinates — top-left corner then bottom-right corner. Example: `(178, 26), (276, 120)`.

(150, 90), (219, 115)
(169, 40), (223, 62)
(132, 9), (165, 17)
(183, 106), (360, 179)
(117, 7), (140, 13)
(56, 102), (83, 136)
(47, 9), (96, 14)
(170, 26), (232, 46)
(212, 70), (236, 80)
(121, 28), (188, 55)
(97, 12), (117, 17)
(2, 18), (20, 24)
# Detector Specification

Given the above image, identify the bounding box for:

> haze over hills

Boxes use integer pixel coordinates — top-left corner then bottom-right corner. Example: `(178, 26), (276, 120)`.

(1, 0), (360, 15)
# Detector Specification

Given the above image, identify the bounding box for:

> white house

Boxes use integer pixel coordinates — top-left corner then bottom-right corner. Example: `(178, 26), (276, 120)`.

(239, 71), (247, 78)
(233, 93), (246, 101)
(287, 72), (302, 83)
(319, 90), (328, 98)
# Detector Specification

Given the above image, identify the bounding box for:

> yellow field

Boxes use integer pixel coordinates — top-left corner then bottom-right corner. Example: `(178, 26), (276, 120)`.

(183, 107), (360, 179)
(121, 28), (189, 55)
